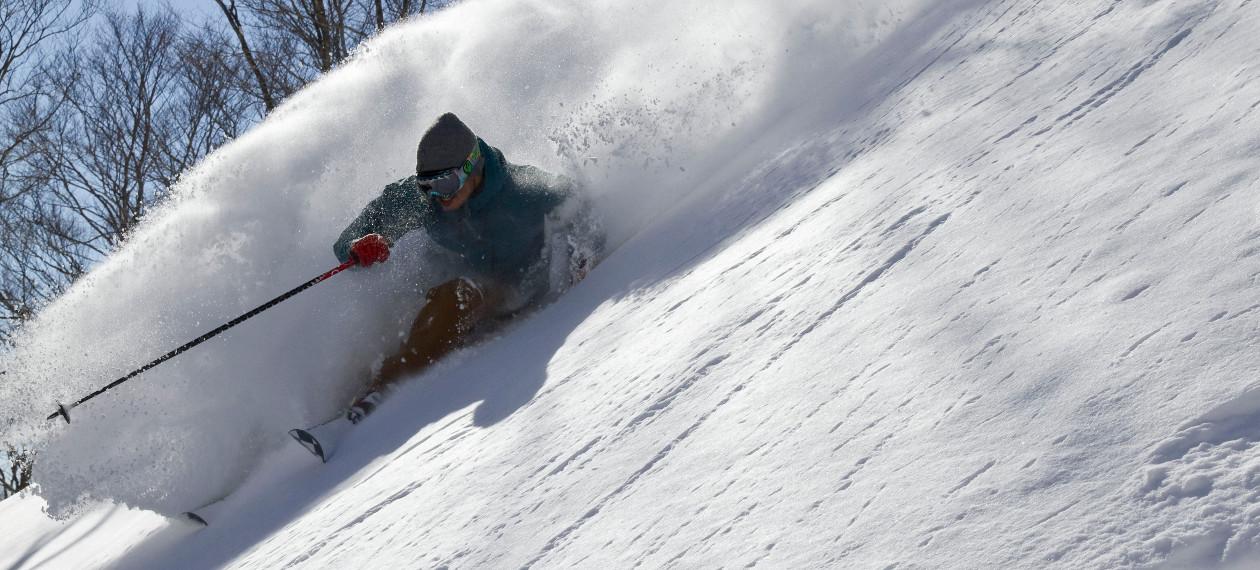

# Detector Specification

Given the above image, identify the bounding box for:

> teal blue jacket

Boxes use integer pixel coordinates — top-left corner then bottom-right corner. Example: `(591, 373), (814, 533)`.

(334, 140), (572, 286)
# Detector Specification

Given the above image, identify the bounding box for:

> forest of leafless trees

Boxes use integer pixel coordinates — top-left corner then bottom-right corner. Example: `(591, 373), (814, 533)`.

(0, 0), (450, 501)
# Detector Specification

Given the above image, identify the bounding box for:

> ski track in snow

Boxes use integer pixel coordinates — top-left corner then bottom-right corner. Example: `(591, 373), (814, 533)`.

(6, 0), (1260, 568)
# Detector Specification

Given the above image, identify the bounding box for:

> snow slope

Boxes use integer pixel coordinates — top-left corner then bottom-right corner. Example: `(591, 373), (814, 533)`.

(6, 0), (1260, 567)
(2, 0), (907, 517)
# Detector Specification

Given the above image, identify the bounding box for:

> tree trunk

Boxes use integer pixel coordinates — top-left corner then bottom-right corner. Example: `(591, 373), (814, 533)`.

(309, 0), (334, 72)
(213, 0), (276, 112)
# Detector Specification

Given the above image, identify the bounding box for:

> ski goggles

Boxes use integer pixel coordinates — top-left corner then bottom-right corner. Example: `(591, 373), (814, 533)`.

(417, 142), (483, 201)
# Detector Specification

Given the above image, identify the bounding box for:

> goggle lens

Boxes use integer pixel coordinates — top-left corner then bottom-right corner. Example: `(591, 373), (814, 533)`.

(418, 141), (482, 201)
(419, 169), (464, 200)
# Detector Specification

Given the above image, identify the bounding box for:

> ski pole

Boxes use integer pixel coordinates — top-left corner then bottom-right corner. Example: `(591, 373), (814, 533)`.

(47, 260), (357, 423)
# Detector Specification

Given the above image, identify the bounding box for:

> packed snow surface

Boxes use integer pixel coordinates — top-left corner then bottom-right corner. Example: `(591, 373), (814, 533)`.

(4, 0), (1260, 567)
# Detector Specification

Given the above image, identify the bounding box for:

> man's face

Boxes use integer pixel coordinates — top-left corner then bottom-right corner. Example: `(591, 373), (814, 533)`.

(436, 172), (482, 212)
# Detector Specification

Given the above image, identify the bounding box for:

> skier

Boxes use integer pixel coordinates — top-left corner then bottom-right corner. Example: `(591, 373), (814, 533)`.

(333, 112), (602, 423)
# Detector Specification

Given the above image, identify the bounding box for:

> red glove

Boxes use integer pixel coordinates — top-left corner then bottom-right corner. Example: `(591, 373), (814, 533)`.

(349, 234), (390, 267)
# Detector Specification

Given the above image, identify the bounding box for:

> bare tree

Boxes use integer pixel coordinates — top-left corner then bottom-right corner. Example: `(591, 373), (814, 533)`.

(0, 444), (35, 499)
(247, 0), (362, 74)
(212, 0), (447, 114)
(0, 0), (93, 340)
(372, 0), (429, 31)
(162, 23), (259, 185)
(0, 0), (92, 206)
(30, 8), (183, 259)
(5, 7), (259, 319)
(213, 0), (278, 112)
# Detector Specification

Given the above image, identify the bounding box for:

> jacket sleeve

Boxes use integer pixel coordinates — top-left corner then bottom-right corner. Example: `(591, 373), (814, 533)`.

(333, 176), (430, 262)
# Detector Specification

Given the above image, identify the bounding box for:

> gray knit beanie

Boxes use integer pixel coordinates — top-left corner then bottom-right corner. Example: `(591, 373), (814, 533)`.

(416, 112), (477, 175)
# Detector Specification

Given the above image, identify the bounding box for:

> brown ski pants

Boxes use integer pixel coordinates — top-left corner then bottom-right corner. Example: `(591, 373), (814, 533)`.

(368, 277), (503, 392)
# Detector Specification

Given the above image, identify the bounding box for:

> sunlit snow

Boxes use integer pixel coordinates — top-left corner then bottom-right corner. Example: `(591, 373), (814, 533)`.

(4, 0), (1260, 567)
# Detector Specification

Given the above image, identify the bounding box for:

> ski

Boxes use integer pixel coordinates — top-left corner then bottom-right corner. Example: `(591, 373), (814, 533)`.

(289, 390), (383, 461)
(289, 413), (355, 463)
(288, 426), (331, 463)
(181, 495), (230, 527)
(183, 510), (211, 527)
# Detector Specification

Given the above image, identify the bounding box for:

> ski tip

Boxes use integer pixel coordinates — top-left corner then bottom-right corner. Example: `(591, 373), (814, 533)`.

(289, 428), (327, 463)
(183, 511), (209, 527)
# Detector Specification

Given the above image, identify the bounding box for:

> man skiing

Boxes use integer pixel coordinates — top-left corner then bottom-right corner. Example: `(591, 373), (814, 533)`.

(333, 112), (602, 423)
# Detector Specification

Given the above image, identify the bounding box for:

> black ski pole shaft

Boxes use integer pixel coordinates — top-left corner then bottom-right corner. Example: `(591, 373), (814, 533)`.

(47, 260), (356, 423)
